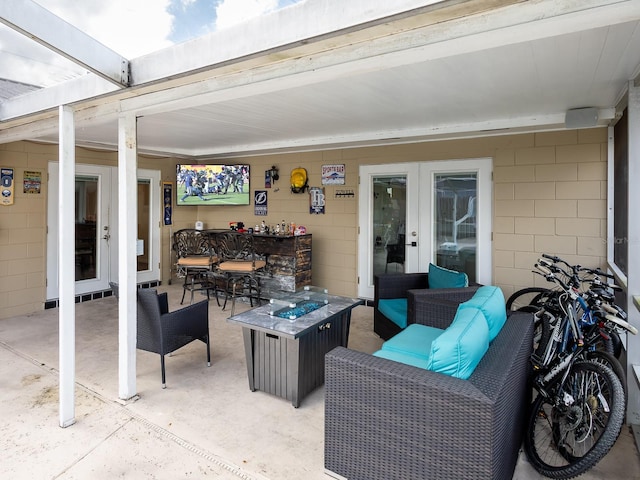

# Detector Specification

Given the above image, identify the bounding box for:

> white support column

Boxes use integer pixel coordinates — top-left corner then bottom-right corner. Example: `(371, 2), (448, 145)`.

(627, 79), (640, 426)
(58, 105), (76, 428)
(118, 113), (138, 400)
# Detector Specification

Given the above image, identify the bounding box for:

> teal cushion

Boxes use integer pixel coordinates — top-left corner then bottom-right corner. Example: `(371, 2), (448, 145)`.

(428, 263), (469, 289)
(458, 286), (507, 342)
(373, 348), (431, 370)
(378, 298), (408, 329)
(426, 307), (489, 379)
(380, 323), (444, 360)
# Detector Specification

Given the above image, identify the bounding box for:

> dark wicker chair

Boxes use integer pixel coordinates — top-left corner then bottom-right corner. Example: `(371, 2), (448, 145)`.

(137, 288), (211, 388)
(374, 272), (481, 340)
(385, 233), (405, 272)
(324, 309), (534, 480)
(407, 285), (482, 329)
(374, 272), (428, 340)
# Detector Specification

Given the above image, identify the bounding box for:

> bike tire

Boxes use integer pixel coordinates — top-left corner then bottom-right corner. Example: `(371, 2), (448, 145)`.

(583, 350), (627, 404)
(608, 330), (623, 359)
(506, 287), (552, 312)
(532, 308), (554, 362)
(524, 360), (625, 479)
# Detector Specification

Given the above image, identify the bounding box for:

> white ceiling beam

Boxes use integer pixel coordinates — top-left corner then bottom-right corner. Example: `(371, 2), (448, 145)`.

(0, 0), (130, 87)
(3, 0), (638, 124)
(183, 112), (614, 158)
(129, 0), (466, 84)
(129, 0), (638, 86)
(0, 75), (120, 122)
(121, 0), (640, 119)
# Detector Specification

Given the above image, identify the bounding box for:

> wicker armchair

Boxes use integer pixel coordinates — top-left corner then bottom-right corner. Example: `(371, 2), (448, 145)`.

(374, 272), (480, 340)
(374, 273), (428, 340)
(407, 286), (482, 329)
(137, 288), (211, 388)
(324, 310), (534, 480)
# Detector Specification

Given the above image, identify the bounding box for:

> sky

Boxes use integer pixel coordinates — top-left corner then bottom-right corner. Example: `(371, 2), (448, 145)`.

(0, 0), (305, 88)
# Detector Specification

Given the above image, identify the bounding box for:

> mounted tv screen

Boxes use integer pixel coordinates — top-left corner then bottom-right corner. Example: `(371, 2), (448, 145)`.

(176, 164), (250, 206)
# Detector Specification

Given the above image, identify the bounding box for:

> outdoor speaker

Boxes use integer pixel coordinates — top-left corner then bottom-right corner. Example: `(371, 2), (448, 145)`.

(565, 107), (599, 129)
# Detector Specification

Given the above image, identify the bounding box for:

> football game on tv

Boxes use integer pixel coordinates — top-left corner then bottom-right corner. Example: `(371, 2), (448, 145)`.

(176, 164), (250, 206)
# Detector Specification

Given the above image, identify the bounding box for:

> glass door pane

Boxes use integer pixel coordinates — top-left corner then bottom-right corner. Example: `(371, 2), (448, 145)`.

(373, 175), (407, 276)
(433, 173), (477, 283)
(75, 176), (98, 281)
(137, 179), (150, 272)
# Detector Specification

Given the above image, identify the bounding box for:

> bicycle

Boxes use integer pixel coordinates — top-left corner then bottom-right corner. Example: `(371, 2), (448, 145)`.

(523, 260), (629, 478)
(507, 254), (625, 358)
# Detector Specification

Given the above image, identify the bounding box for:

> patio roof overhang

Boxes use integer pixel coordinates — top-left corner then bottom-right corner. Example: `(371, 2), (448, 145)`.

(1, 0), (639, 159)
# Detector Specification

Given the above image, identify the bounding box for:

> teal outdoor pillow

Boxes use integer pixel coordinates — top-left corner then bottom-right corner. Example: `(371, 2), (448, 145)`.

(458, 286), (507, 342)
(378, 298), (408, 329)
(426, 307), (489, 379)
(428, 263), (469, 289)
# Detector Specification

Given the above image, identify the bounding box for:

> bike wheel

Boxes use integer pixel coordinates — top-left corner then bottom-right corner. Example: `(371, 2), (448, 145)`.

(506, 287), (555, 312)
(524, 360), (625, 479)
(583, 350), (627, 404)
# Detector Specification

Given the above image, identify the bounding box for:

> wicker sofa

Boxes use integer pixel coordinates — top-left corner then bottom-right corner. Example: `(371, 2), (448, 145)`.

(325, 290), (534, 480)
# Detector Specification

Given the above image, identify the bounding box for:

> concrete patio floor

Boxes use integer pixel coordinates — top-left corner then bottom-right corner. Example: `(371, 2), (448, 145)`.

(1, 283), (639, 479)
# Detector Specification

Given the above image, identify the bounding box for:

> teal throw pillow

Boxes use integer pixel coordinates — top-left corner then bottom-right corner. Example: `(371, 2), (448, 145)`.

(426, 306), (489, 379)
(428, 263), (469, 289)
(458, 286), (507, 342)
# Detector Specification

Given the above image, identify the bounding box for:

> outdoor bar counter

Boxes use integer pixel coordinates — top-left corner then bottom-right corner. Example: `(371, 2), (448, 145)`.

(252, 233), (312, 293)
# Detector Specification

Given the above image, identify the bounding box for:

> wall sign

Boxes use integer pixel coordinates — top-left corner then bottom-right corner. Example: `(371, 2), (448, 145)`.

(255, 190), (268, 216)
(23, 170), (42, 194)
(321, 164), (345, 185)
(163, 182), (172, 225)
(1, 168), (14, 206)
(334, 188), (355, 198)
(309, 187), (325, 214)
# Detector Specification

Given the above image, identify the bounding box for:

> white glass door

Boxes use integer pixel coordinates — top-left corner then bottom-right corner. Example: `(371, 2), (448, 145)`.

(358, 163), (420, 299)
(47, 164), (161, 300)
(358, 159), (492, 299)
(47, 163), (112, 298)
(108, 169), (161, 284)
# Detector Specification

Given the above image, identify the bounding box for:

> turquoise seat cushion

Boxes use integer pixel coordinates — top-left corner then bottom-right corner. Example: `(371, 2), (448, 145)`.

(426, 307), (489, 379)
(373, 348), (431, 370)
(458, 285), (507, 342)
(428, 263), (469, 289)
(380, 323), (444, 360)
(378, 298), (408, 329)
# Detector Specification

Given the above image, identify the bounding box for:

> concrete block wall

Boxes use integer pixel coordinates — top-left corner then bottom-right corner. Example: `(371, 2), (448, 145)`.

(0, 127), (609, 318)
(493, 129), (608, 299)
(0, 142), (48, 317)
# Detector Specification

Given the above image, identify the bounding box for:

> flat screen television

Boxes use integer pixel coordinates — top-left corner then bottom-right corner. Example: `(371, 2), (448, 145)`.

(176, 164), (250, 206)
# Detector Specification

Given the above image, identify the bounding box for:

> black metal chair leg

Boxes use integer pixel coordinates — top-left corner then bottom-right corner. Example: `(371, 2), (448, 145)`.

(161, 355), (166, 389)
(206, 335), (211, 367)
(181, 275), (188, 304)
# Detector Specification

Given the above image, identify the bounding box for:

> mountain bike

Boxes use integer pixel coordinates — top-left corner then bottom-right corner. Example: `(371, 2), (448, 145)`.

(523, 260), (628, 479)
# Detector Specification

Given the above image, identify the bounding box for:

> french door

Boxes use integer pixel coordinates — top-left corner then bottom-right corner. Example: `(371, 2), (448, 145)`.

(358, 159), (492, 299)
(46, 163), (160, 300)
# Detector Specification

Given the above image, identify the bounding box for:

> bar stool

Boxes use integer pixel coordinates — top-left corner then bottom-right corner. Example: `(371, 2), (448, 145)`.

(215, 231), (266, 316)
(173, 229), (219, 304)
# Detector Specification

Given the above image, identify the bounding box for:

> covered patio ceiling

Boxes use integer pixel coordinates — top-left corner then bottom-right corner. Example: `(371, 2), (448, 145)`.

(1, 0), (640, 159)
